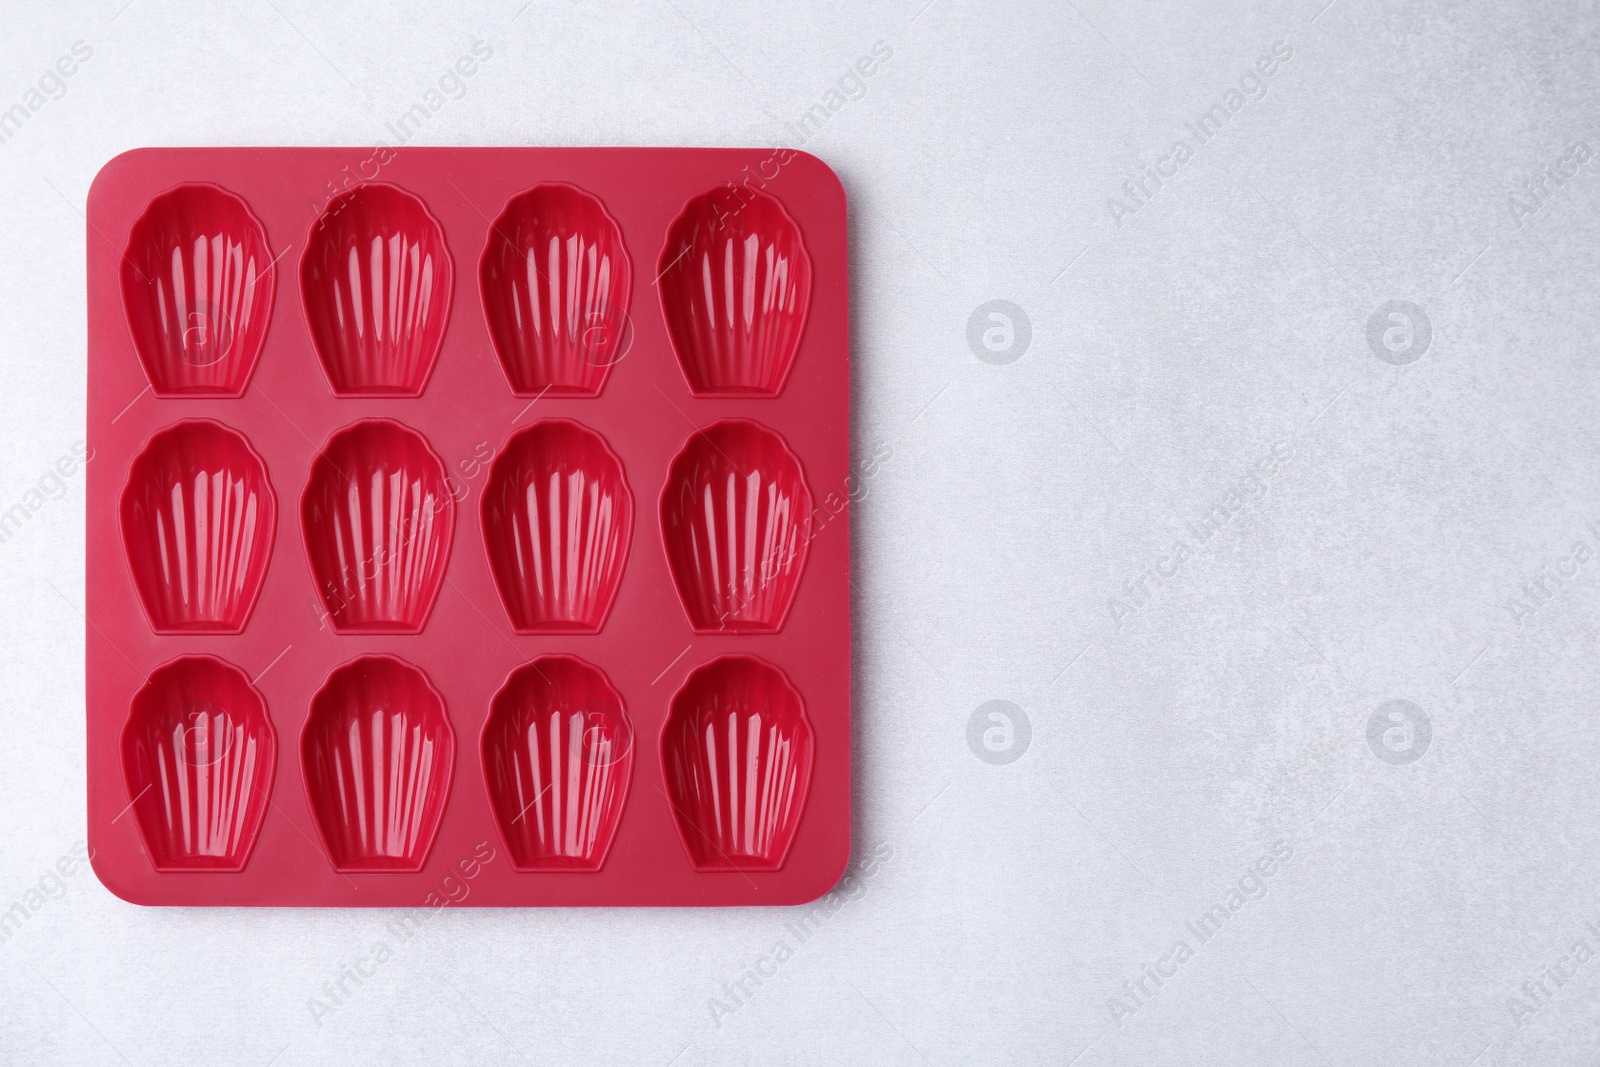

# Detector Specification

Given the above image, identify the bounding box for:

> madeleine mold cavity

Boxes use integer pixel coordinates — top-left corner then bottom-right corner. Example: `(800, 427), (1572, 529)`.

(481, 420), (633, 634)
(482, 657), (634, 871)
(122, 656), (276, 872)
(88, 148), (848, 907)
(658, 186), (813, 396)
(662, 656), (815, 872)
(661, 419), (814, 633)
(121, 183), (276, 396)
(301, 183), (454, 396)
(480, 183), (633, 397)
(302, 656), (454, 873)
(301, 419), (455, 634)
(121, 420), (277, 634)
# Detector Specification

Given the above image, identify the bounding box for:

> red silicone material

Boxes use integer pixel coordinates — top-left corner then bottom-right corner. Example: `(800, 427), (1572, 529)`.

(86, 147), (851, 906)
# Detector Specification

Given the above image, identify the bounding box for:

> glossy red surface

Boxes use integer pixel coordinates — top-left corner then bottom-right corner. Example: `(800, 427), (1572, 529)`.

(301, 183), (453, 397)
(662, 655), (814, 871)
(660, 419), (813, 634)
(121, 655), (276, 872)
(120, 183), (276, 397)
(87, 147), (850, 906)
(659, 186), (813, 397)
(300, 418), (456, 634)
(120, 419), (276, 634)
(481, 419), (632, 634)
(480, 183), (632, 398)
(301, 655), (454, 872)
(482, 655), (633, 872)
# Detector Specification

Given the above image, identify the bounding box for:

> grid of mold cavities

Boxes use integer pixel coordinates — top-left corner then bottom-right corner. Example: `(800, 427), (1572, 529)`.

(90, 152), (850, 904)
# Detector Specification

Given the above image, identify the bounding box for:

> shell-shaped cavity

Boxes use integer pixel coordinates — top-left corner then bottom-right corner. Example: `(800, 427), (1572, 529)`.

(660, 420), (813, 633)
(121, 183), (276, 396)
(301, 184), (454, 396)
(121, 420), (276, 634)
(481, 421), (632, 634)
(480, 183), (633, 397)
(301, 420), (455, 634)
(658, 186), (813, 397)
(122, 656), (276, 872)
(482, 657), (633, 871)
(301, 656), (453, 872)
(662, 656), (814, 871)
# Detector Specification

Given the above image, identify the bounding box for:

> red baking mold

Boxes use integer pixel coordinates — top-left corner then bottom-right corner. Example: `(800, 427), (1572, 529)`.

(300, 419), (455, 634)
(121, 656), (276, 872)
(662, 655), (814, 871)
(481, 419), (632, 634)
(87, 148), (850, 907)
(301, 183), (454, 396)
(658, 186), (813, 397)
(482, 656), (633, 871)
(120, 419), (276, 634)
(480, 183), (632, 397)
(660, 419), (813, 633)
(121, 183), (276, 397)
(301, 655), (454, 872)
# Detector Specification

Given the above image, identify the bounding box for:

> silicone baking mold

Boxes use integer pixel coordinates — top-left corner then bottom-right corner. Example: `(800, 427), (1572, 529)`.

(480, 419), (632, 634)
(662, 655), (814, 871)
(300, 418), (456, 634)
(301, 655), (454, 873)
(122, 655), (276, 872)
(482, 655), (633, 872)
(121, 184), (275, 397)
(120, 419), (276, 634)
(301, 184), (453, 397)
(86, 147), (851, 906)
(661, 419), (813, 634)
(480, 183), (632, 397)
(658, 187), (812, 397)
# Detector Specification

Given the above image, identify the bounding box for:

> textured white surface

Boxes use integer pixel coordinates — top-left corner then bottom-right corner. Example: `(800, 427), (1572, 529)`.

(2, 1), (1598, 1063)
